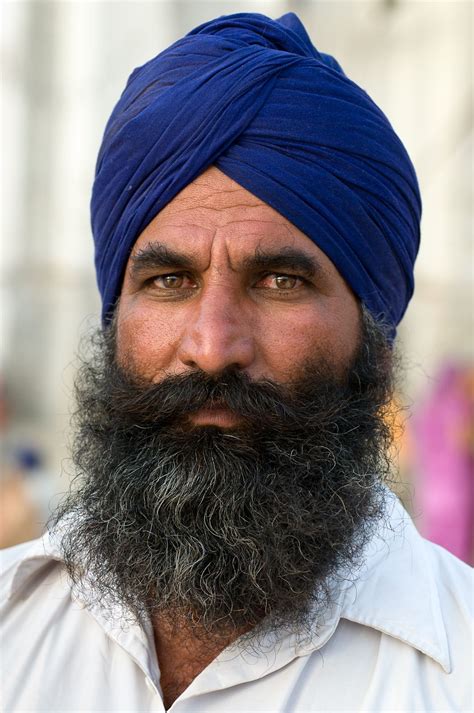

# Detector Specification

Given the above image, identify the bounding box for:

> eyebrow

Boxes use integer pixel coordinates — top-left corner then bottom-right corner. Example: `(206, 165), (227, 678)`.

(130, 241), (324, 280)
(242, 248), (322, 279)
(130, 243), (195, 276)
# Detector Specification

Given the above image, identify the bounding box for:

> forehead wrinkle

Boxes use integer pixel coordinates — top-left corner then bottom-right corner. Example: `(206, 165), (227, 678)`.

(162, 177), (268, 214)
(134, 198), (329, 278)
(199, 201), (265, 212)
(160, 198), (269, 220)
(150, 218), (301, 263)
(154, 210), (296, 235)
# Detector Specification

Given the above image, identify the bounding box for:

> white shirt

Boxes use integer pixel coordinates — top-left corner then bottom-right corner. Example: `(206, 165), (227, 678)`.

(1, 493), (472, 712)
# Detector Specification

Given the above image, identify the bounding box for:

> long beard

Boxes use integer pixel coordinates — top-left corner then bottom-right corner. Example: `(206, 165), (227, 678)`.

(52, 310), (395, 644)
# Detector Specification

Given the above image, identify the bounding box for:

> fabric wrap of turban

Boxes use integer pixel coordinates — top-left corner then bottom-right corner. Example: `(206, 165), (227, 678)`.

(91, 12), (421, 333)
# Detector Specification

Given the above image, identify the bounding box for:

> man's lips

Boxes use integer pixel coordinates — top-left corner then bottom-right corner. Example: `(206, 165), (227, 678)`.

(188, 401), (243, 428)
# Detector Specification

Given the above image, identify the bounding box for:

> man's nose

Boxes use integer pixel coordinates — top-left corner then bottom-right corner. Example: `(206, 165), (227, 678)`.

(177, 287), (255, 375)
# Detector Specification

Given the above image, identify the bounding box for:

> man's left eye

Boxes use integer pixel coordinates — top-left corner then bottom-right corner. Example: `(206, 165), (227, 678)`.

(259, 274), (303, 290)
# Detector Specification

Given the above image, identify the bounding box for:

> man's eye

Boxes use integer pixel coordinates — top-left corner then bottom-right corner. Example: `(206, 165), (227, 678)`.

(259, 273), (303, 290)
(152, 274), (195, 289)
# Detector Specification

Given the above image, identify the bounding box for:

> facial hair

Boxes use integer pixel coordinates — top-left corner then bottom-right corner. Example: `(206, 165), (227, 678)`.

(52, 308), (395, 646)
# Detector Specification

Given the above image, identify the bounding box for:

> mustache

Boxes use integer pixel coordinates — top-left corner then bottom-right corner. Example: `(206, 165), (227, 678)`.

(94, 362), (349, 431)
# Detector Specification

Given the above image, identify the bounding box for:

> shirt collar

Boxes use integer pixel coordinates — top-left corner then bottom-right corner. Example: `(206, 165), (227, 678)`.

(1, 528), (63, 602)
(337, 492), (451, 673)
(3, 490), (451, 674)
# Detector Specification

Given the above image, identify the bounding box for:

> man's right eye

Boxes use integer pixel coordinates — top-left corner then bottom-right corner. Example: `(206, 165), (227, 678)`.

(151, 273), (196, 289)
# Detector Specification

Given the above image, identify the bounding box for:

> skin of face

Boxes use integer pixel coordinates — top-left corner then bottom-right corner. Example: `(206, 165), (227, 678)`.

(117, 166), (361, 417)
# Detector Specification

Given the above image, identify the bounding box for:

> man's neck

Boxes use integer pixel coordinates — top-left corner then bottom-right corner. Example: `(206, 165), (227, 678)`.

(152, 613), (253, 710)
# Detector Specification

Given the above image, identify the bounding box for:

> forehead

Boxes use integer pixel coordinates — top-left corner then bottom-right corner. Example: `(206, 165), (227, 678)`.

(129, 166), (338, 277)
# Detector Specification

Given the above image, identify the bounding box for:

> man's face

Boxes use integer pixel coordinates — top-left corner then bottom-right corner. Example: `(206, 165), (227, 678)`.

(54, 167), (393, 646)
(117, 166), (361, 413)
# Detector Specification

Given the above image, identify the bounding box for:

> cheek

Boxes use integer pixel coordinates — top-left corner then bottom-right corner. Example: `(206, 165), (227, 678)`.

(257, 301), (360, 380)
(116, 300), (181, 380)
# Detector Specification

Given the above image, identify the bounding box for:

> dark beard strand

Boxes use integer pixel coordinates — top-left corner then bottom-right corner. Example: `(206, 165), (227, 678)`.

(51, 308), (396, 647)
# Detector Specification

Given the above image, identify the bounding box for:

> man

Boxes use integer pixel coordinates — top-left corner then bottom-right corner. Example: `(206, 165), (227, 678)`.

(1, 12), (472, 712)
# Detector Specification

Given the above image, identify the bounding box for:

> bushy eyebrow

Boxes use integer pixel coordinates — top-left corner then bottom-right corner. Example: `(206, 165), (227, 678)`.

(241, 248), (323, 279)
(130, 241), (324, 280)
(130, 243), (195, 276)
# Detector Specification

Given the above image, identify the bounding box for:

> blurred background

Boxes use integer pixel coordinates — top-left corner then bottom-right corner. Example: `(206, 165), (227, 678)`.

(1, 0), (473, 561)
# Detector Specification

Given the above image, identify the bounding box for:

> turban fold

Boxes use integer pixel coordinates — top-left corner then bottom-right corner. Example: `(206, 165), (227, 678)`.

(91, 12), (421, 333)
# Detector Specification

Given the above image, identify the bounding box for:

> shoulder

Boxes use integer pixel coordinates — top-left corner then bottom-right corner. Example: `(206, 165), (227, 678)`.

(424, 536), (473, 594)
(0, 531), (68, 611)
(421, 537), (473, 656)
(0, 534), (116, 712)
(340, 496), (472, 686)
(0, 538), (40, 572)
(321, 508), (473, 711)
(0, 537), (48, 600)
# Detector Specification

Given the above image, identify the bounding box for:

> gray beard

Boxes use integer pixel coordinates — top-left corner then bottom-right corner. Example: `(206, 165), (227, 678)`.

(52, 308), (395, 647)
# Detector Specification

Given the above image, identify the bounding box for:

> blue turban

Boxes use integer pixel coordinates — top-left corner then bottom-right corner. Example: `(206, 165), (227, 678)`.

(91, 12), (421, 333)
